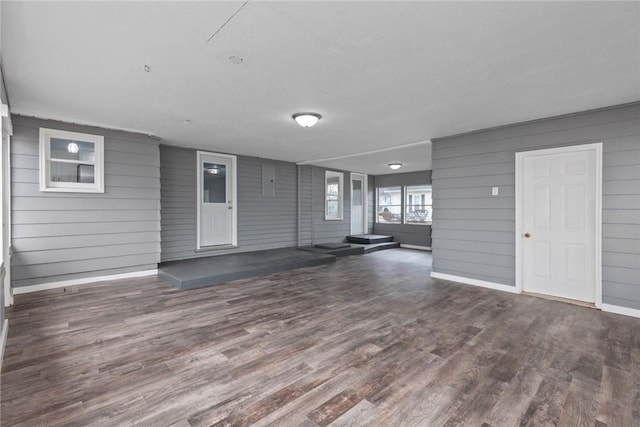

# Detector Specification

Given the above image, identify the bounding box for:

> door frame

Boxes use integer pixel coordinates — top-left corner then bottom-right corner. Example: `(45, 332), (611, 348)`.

(350, 172), (368, 235)
(196, 151), (238, 250)
(1, 106), (12, 307)
(515, 142), (602, 307)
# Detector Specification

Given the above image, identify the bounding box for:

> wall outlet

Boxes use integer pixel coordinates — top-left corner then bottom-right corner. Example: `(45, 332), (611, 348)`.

(491, 187), (499, 196)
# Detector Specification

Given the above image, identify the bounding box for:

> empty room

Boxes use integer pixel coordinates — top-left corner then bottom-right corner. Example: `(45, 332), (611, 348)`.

(0, 1), (639, 426)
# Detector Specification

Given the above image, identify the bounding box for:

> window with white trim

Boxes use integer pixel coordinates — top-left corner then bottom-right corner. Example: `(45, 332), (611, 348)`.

(405, 184), (432, 224)
(39, 128), (104, 193)
(377, 186), (402, 223)
(325, 171), (343, 220)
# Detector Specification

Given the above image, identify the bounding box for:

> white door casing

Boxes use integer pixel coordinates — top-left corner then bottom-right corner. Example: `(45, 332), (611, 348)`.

(197, 151), (237, 248)
(515, 143), (602, 306)
(1, 110), (12, 306)
(350, 173), (367, 235)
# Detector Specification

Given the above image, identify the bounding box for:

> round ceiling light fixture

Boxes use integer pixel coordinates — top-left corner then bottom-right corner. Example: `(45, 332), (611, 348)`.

(292, 112), (321, 128)
(388, 163), (403, 170)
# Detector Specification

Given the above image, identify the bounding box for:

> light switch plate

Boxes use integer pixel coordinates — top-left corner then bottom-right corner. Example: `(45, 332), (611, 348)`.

(492, 187), (499, 196)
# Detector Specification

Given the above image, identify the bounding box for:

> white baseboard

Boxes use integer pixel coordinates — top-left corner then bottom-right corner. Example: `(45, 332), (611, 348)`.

(0, 318), (8, 370)
(13, 269), (158, 295)
(400, 244), (431, 251)
(601, 303), (640, 319)
(430, 271), (519, 294)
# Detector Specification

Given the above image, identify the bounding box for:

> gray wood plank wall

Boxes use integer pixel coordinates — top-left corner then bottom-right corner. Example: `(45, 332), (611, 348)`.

(431, 103), (640, 310)
(373, 171), (432, 247)
(11, 115), (161, 288)
(160, 146), (298, 261)
(298, 165), (313, 246)
(298, 165), (352, 245)
(367, 175), (375, 233)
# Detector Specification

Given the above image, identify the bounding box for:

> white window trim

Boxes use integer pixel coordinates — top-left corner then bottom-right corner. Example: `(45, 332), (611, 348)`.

(39, 128), (105, 193)
(325, 170), (343, 221)
(403, 184), (433, 226)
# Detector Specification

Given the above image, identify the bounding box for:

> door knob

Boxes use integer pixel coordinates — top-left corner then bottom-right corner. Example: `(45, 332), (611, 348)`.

(524, 233), (531, 238)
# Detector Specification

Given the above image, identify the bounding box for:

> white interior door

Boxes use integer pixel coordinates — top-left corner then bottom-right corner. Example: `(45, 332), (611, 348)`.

(350, 173), (367, 235)
(197, 152), (236, 248)
(517, 144), (601, 304)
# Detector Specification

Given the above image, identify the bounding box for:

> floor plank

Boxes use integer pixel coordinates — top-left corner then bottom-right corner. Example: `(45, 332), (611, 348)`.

(1, 249), (639, 426)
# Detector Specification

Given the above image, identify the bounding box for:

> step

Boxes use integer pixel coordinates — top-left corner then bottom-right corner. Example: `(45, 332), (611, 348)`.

(299, 245), (364, 257)
(159, 248), (336, 290)
(346, 234), (394, 244)
(361, 241), (401, 253)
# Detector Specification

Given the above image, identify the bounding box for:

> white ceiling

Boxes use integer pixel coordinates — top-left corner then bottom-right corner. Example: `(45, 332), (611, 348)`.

(2, 1), (639, 175)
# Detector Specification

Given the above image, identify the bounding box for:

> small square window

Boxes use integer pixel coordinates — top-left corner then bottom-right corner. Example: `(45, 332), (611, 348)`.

(39, 128), (104, 193)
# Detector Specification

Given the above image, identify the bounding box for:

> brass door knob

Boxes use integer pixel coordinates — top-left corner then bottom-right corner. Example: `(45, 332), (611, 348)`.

(524, 233), (531, 238)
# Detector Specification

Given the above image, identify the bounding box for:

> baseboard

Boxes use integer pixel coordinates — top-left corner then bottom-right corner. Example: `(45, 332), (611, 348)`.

(13, 269), (158, 295)
(400, 244), (431, 251)
(601, 303), (640, 319)
(0, 318), (8, 370)
(430, 271), (519, 294)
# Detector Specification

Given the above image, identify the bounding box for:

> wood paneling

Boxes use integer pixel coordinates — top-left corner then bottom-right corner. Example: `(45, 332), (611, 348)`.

(2, 249), (639, 426)
(373, 171), (432, 247)
(160, 146), (298, 262)
(431, 103), (640, 310)
(299, 165), (351, 245)
(10, 116), (161, 288)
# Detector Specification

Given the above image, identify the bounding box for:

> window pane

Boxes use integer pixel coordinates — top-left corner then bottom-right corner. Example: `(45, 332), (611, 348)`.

(50, 161), (95, 184)
(352, 180), (362, 206)
(325, 172), (343, 219)
(50, 138), (95, 162)
(203, 162), (226, 203)
(377, 186), (401, 223)
(405, 184), (432, 224)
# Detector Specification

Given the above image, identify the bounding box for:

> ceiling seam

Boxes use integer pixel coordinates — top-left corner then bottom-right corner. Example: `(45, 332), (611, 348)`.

(206, 0), (250, 43)
(297, 140), (431, 165)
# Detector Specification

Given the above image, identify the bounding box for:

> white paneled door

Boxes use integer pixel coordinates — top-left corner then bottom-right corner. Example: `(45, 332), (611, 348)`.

(350, 173), (367, 235)
(517, 144), (601, 304)
(197, 152), (236, 248)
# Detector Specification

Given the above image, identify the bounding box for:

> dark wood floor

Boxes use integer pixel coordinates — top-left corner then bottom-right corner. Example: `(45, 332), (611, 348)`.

(1, 249), (639, 426)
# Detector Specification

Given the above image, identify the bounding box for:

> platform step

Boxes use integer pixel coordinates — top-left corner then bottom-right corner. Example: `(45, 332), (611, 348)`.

(314, 242), (351, 250)
(299, 245), (364, 257)
(362, 241), (401, 253)
(346, 234), (394, 244)
(159, 248), (335, 290)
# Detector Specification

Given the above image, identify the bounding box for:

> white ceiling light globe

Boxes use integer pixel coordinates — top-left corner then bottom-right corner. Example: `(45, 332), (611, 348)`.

(293, 113), (321, 128)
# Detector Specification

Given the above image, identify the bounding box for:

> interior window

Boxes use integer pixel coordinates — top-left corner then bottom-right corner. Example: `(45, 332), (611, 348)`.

(39, 128), (104, 193)
(405, 184), (432, 224)
(325, 171), (343, 220)
(377, 186), (402, 223)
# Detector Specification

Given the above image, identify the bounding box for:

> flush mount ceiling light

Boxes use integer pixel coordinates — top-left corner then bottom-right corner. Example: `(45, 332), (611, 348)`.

(206, 167), (220, 175)
(292, 112), (321, 128)
(67, 142), (79, 154)
(388, 163), (403, 170)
